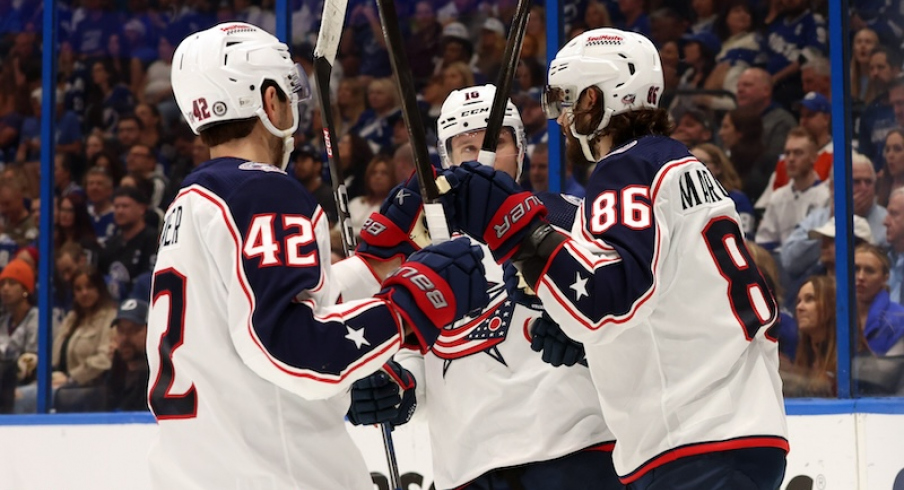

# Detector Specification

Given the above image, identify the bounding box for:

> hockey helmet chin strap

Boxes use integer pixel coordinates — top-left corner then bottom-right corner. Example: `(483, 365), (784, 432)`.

(256, 101), (299, 171)
(567, 104), (613, 163)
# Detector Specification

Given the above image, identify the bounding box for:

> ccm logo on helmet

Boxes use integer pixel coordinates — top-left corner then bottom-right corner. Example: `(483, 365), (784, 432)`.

(585, 34), (624, 46)
(395, 266), (450, 309)
(459, 107), (490, 117)
(493, 195), (542, 239)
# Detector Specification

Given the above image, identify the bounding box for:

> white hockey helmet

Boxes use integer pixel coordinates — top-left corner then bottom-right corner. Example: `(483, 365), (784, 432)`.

(543, 28), (663, 162)
(170, 22), (311, 169)
(437, 84), (526, 178)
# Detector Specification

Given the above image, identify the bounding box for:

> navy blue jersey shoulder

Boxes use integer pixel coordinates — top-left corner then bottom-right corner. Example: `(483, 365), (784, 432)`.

(176, 157), (398, 377)
(536, 192), (581, 231)
(544, 136), (690, 323)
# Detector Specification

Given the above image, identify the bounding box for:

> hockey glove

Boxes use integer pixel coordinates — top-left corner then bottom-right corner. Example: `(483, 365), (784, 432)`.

(439, 161), (547, 263)
(530, 314), (586, 367)
(379, 238), (489, 353)
(347, 360), (417, 428)
(357, 173), (434, 261)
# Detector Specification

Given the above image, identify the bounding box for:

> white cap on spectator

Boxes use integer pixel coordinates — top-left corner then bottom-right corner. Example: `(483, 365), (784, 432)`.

(808, 215), (874, 244)
(443, 22), (470, 41)
(482, 18), (505, 36)
(124, 19), (147, 37)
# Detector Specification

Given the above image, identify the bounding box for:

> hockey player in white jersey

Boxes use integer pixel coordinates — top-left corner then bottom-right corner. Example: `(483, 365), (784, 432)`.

(147, 23), (490, 490)
(344, 85), (624, 490)
(435, 30), (789, 489)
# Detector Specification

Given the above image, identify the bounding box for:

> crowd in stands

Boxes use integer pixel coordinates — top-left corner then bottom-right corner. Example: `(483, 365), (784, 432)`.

(0, 0), (903, 413)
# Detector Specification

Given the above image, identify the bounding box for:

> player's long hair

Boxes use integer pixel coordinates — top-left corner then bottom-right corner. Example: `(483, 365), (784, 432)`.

(793, 275), (837, 392)
(573, 86), (673, 152)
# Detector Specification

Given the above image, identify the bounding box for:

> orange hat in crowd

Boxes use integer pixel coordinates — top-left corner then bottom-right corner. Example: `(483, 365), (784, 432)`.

(0, 259), (35, 295)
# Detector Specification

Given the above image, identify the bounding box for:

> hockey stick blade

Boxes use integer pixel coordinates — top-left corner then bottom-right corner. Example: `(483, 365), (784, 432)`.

(375, 0), (450, 245)
(477, 0), (531, 167)
(313, 0), (347, 64)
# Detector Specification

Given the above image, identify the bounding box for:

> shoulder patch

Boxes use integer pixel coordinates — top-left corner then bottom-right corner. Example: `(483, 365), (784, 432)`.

(238, 162), (286, 174)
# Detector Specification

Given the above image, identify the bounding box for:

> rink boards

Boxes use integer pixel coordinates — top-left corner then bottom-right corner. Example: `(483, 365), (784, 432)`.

(0, 401), (903, 490)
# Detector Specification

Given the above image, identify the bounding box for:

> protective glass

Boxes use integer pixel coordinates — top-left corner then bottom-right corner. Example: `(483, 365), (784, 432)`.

(542, 84), (578, 119)
(287, 63), (312, 103)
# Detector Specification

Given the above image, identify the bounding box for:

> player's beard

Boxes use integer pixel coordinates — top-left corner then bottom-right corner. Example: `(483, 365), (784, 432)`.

(564, 126), (597, 168)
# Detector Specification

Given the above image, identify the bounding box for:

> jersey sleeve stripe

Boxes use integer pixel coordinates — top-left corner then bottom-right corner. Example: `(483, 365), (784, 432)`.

(188, 186), (402, 384)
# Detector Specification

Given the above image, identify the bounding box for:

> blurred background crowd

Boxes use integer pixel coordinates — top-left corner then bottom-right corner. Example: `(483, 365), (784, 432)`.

(0, 0), (902, 413)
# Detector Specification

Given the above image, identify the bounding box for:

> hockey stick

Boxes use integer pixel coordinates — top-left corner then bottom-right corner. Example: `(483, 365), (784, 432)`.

(314, 3), (402, 488)
(314, 0), (356, 257)
(374, 0), (451, 245)
(476, 0), (531, 167)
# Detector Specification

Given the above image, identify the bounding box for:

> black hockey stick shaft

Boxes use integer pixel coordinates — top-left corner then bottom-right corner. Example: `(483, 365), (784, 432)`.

(313, 58), (356, 257)
(313, 0), (355, 257)
(478, 0), (531, 165)
(374, 0), (450, 244)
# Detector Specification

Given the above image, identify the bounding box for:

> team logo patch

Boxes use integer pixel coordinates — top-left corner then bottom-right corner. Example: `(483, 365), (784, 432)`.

(238, 162), (286, 174)
(433, 285), (514, 367)
(621, 94), (636, 105)
(212, 101), (227, 116)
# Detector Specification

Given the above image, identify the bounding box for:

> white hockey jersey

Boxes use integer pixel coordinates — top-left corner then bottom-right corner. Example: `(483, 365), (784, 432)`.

(531, 136), (789, 484)
(147, 158), (408, 490)
(337, 236), (615, 490)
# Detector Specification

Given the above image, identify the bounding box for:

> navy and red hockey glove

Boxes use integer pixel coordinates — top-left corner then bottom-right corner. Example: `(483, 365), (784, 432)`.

(347, 360), (417, 428)
(439, 161), (547, 263)
(379, 238), (488, 353)
(530, 314), (586, 367)
(357, 173), (434, 261)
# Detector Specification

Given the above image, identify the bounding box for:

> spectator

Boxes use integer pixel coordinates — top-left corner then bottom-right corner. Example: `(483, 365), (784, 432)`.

(406, 1), (443, 85)
(15, 87), (83, 163)
(337, 132), (375, 200)
(851, 0), (904, 49)
(649, 8), (689, 47)
(15, 267), (115, 413)
(671, 107), (714, 148)
(98, 186), (157, 299)
(392, 142), (416, 185)
(719, 107), (772, 201)
(119, 173), (163, 233)
(291, 147), (338, 226)
(443, 61), (477, 96)
(54, 153), (85, 198)
(88, 149), (126, 185)
(125, 143), (168, 210)
(800, 55), (831, 99)
(336, 77), (367, 139)
(0, 179), (38, 248)
(807, 215), (875, 276)
(668, 31), (722, 114)
(84, 166), (117, 244)
(690, 0), (717, 33)
(134, 102), (169, 158)
(584, 0), (613, 30)
(760, 0), (827, 108)
(115, 115), (143, 159)
(885, 188), (904, 304)
(84, 59), (135, 136)
(351, 78), (400, 156)
(850, 153), (889, 246)
(858, 49), (903, 166)
(0, 259), (37, 413)
(515, 91), (548, 151)
(475, 17), (506, 82)
(616, 0), (651, 36)
(691, 143), (755, 237)
(781, 275), (836, 397)
(854, 243), (904, 355)
(761, 92), (833, 205)
(851, 28), (881, 104)
(756, 128), (831, 251)
(54, 242), (89, 317)
(105, 298), (150, 412)
(435, 22), (475, 76)
(877, 128), (904, 207)
(142, 35), (178, 127)
(345, 3), (391, 81)
(696, 0), (759, 111)
(735, 67), (797, 161)
(84, 133), (107, 163)
(346, 155), (394, 237)
(526, 6), (547, 61)
(54, 193), (101, 265)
